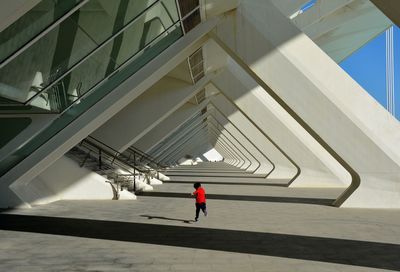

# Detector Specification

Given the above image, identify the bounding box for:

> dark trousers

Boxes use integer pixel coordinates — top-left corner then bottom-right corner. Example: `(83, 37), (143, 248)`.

(195, 202), (206, 219)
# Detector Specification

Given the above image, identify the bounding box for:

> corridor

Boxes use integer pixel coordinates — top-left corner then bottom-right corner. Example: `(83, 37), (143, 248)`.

(1, 162), (400, 271)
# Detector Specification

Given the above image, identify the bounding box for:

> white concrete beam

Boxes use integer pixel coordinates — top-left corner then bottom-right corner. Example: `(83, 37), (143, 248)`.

(207, 115), (256, 171)
(92, 74), (211, 152)
(207, 118), (252, 170)
(152, 112), (209, 159)
(210, 93), (296, 179)
(212, 67), (348, 188)
(134, 102), (207, 152)
(209, 105), (272, 175)
(214, 0), (400, 207)
(208, 126), (246, 168)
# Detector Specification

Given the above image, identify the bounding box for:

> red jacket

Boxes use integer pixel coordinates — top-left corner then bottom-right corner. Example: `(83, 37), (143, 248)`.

(193, 187), (206, 203)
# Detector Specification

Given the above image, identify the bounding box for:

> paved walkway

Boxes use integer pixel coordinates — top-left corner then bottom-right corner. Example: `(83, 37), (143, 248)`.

(1, 162), (400, 271)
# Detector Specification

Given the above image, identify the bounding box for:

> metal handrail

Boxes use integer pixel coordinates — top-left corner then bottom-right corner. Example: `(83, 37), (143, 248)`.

(77, 137), (156, 192)
(85, 136), (151, 173)
(85, 136), (165, 174)
(127, 146), (166, 168)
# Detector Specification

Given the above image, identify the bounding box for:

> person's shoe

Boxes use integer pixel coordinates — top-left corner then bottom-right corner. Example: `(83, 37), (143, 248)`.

(204, 210), (207, 216)
(195, 217), (198, 222)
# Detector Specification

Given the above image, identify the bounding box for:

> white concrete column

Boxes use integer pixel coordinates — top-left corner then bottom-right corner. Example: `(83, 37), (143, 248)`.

(213, 0), (400, 207)
(210, 94), (295, 178)
(209, 105), (272, 175)
(212, 68), (348, 188)
(208, 126), (245, 168)
(207, 115), (255, 171)
(209, 111), (262, 172)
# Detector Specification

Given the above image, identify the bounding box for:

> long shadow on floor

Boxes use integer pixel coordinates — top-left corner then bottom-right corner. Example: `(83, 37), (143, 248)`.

(0, 214), (399, 271)
(140, 214), (195, 224)
(137, 192), (334, 206)
(165, 173), (266, 178)
(163, 180), (288, 187)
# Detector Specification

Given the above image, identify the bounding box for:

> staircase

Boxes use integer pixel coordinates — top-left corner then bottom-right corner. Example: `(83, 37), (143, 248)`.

(65, 137), (165, 198)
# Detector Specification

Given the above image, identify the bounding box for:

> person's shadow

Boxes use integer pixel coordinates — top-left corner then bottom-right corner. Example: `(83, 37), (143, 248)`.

(140, 215), (195, 224)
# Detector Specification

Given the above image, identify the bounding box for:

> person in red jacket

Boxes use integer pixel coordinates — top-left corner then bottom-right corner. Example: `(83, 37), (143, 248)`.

(191, 182), (207, 221)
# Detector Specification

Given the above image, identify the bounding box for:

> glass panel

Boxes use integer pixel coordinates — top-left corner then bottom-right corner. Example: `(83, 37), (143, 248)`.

(177, 0), (199, 17)
(0, 0), (205, 176)
(29, 0), (180, 112)
(182, 8), (201, 33)
(0, 25), (183, 177)
(77, 0), (159, 45)
(0, 0), (82, 63)
(0, 0), (165, 106)
(0, 14), (97, 105)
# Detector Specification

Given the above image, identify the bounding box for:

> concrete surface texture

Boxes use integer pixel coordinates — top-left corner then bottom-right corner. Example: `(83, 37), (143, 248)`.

(212, 0), (400, 207)
(1, 162), (400, 272)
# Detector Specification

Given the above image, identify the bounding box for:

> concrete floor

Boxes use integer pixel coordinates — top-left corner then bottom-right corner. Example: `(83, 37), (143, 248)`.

(1, 163), (400, 271)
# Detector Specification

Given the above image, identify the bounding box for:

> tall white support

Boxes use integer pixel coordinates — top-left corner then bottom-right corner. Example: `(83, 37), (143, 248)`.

(212, 0), (400, 207)
(386, 25), (395, 116)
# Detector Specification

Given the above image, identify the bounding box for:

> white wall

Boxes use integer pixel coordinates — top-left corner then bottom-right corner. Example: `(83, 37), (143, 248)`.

(14, 156), (114, 206)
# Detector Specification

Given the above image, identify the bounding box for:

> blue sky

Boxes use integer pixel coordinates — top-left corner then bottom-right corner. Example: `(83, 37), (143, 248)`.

(340, 25), (399, 120)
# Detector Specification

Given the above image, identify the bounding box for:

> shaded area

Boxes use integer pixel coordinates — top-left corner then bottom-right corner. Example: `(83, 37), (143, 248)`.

(0, 214), (399, 271)
(0, 118), (31, 149)
(164, 180), (288, 187)
(138, 192), (334, 206)
(140, 215), (194, 224)
(164, 173), (266, 178)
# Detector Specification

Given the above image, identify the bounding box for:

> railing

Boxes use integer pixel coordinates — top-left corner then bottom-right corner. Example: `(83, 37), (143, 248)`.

(85, 137), (152, 171)
(127, 145), (167, 169)
(77, 137), (155, 192)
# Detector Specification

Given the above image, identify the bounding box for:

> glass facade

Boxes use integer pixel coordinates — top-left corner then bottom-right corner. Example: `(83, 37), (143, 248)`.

(0, 0), (203, 177)
(0, 0), (179, 110)
(0, 0), (82, 63)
